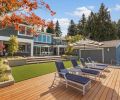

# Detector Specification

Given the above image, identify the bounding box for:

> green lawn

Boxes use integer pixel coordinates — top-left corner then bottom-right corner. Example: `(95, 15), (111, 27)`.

(12, 61), (74, 82)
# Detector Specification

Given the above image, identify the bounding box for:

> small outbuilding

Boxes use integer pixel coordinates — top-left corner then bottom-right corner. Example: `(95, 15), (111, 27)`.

(74, 40), (120, 65)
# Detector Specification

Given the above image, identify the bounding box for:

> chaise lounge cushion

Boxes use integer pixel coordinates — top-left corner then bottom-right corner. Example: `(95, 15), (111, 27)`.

(71, 58), (78, 67)
(66, 73), (90, 85)
(81, 69), (100, 75)
(96, 64), (108, 67)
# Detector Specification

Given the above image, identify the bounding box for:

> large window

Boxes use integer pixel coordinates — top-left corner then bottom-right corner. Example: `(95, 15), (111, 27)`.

(47, 36), (51, 43)
(18, 25), (33, 37)
(34, 34), (52, 43)
(43, 35), (46, 43)
(19, 26), (25, 35)
(38, 35), (42, 42)
(34, 37), (38, 41)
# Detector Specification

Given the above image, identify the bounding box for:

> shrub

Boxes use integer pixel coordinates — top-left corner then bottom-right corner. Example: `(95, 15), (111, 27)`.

(0, 60), (9, 82)
(0, 74), (9, 82)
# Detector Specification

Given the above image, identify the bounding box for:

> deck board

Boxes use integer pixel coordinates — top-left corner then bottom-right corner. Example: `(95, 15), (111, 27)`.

(99, 69), (115, 100)
(0, 67), (120, 100)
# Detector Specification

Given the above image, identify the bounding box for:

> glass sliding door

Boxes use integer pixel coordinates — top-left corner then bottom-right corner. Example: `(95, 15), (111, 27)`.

(33, 46), (41, 56)
(34, 45), (52, 56)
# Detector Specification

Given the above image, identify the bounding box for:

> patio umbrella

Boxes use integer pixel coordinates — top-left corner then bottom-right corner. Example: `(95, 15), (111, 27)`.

(72, 39), (103, 49)
(71, 39), (104, 63)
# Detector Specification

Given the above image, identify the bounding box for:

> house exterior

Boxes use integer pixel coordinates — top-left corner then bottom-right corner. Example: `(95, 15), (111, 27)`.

(78, 40), (120, 65)
(0, 24), (34, 56)
(33, 34), (67, 56)
(0, 25), (67, 57)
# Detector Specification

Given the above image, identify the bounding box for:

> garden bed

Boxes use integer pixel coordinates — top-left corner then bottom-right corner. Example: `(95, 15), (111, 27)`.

(0, 59), (14, 87)
(0, 74), (14, 88)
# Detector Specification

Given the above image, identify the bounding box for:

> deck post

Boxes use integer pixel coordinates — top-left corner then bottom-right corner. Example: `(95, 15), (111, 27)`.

(31, 42), (33, 56)
(102, 48), (104, 63)
(57, 46), (60, 56)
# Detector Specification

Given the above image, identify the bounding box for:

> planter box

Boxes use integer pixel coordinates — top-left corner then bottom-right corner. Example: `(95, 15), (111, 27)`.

(8, 59), (27, 67)
(0, 75), (14, 88)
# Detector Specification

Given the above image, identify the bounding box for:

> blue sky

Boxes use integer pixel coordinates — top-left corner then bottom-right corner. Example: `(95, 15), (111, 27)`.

(35, 0), (120, 36)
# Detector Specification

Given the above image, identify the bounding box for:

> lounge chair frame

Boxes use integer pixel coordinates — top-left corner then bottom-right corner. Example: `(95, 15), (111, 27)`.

(70, 59), (101, 80)
(80, 58), (106, 73)
(51, 72), (91, 95)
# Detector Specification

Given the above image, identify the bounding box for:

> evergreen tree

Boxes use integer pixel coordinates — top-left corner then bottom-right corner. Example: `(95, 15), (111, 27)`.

(68, 20), (77, 36)
(55, 20), (62, 37)
(77, 14), (87, 36)
(94, 3), (117, 41)
(85, 12), (95, 39)
(117, 19), (120, 38)
(46, 21), (55, 34)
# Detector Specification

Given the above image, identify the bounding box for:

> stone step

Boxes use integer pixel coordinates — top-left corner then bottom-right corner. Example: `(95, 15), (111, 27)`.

(27, 59), (67, 64)
(26, 56), (63, 64)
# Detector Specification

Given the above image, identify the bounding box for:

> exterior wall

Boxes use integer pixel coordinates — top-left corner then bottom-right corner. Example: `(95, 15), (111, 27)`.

(116, 45), (120, 65)
(0, 26), (34, 56)
(104, 47), (116, 64)
(80, 47), (116, 64)
(0, 27), (33, 39)
(33, 34), (67, 56)
(81, 49), (103, 63)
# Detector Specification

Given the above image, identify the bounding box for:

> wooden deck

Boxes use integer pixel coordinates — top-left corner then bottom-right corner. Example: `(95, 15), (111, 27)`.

(0, 67), (120, 100)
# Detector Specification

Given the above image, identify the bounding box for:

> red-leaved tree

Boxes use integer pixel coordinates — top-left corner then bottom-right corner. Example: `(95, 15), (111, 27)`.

(0, 0), (56, 34)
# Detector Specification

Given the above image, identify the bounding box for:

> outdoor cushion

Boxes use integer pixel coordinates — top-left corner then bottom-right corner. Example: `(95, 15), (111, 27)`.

(87, 67), (104, 70)
(81, 69), (100, 75)
(66, 73), (90, 85)
(71, 58), (78, 67)
(61, 69), (69, 73)
(71, 58), (100, 75)
(55, 61), (66, 73)
(96, 64), (108, 67)
(87, 57), (108, 67)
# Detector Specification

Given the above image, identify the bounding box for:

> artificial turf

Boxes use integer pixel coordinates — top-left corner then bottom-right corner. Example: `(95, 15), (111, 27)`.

(12, 61), (74, 82)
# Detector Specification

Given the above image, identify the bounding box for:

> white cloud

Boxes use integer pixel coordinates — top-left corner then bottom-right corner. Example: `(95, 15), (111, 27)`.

(107, 8), (112, 12)
(88, 6), (95, 10)
(74, 7), (91, 17)
(52, 18), (70, 36)
(114, 4), (120, 11)
(67, 6), (92, 18)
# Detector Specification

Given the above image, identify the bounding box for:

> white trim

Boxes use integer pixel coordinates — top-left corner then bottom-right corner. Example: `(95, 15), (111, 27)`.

(0, 36), (33, 44)
(18, 23), (33, 28)
(0, 36), (34, 56)
(18, 24), (33, 37)
(31, 42), (33, 56)
(34, 45), (51, 48)
(79, 49), (81, 58)
(53, 45), (67, 48)
(102, 48), (104, 63)
(18, 32), (33, 37)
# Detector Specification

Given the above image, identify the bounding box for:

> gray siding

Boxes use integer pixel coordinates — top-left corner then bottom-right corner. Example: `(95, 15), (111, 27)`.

(116, 45), (120, 65)
(104, 47), (116, 64)
(80, 47), (116, 64)
(0, 27), (33, 39)
(81, 49), (103, 63)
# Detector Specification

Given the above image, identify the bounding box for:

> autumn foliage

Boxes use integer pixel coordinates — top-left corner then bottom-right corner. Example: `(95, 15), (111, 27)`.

(0, 0), (56, 34)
